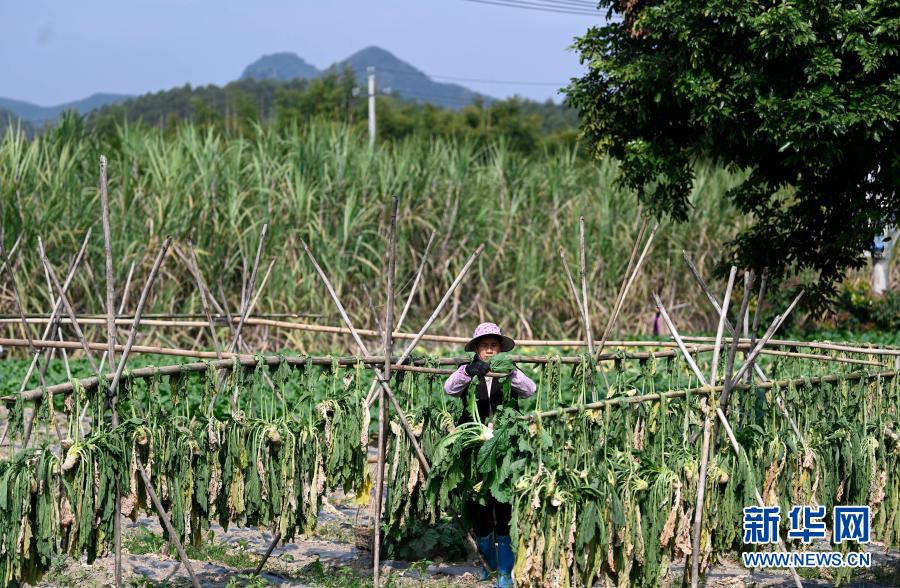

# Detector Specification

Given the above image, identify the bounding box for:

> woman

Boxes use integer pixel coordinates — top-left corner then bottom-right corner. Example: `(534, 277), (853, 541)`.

(444, 322), (536, 588)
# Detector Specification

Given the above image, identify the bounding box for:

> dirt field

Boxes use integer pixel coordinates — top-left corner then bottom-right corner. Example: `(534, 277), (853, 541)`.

(31, 492), (900, 588)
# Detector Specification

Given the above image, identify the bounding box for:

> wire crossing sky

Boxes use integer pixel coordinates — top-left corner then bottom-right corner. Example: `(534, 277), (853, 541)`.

(0, 0), (603, 106)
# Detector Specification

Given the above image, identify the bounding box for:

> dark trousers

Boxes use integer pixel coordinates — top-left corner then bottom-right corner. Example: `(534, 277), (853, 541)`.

(467, 497), (512, 537)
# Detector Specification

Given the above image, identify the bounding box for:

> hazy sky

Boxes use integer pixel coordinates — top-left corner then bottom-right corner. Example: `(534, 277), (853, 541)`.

(1, 1), (603, 106)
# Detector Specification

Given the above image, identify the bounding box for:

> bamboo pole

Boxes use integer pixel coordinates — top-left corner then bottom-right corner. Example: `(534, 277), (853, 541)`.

(602, 218), (641, 337)
(247, 258), (275, 320)
(558, 248), (587, 341)
(747, 268), (768, 383)
(99, 260), (135, 376)
(187, 240), (226, 410)
(596, 219), (646, 355)
(374, 198), (398, 586)
(0, 231), (91, 447)
(362, 232), (436, 407)
(654, 293), (804, 588)
(579, 217), (601, 401)
(691, 267), (735, 588)
(301, 238), (492, 569)
(107, 237), (201, 588)
(396, 232), (435, 329)
(595, 223), (659, 365)
(0, 234), (21, 278)
(578, 218), (595, 357)
(38, 243), (99, 372)
(100, 156), (117, 375)
(363, 244), (486, 407)
(187, 241), (223, 362)
(253, 533), (280, 576)
(230, 224), (267, 353)
(0, 240), (52, 450)
(106, 238), (171, 403)
(229, 226), (268, 408)
(681, 255), (811, 450)
(517, 370), (896, 420)
(4, 313), (899, 357)
(9, 343), (893, 408)
(714, 272), (754, 442)
(35, 246), (68, 443)
(99, 154), (123, 588)
(730, 292), (804, 385)
(559, 244), (604, 399)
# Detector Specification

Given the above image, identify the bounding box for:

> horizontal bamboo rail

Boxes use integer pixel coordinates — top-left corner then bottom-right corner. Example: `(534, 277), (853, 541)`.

(4, 316), (898, 355)
(9, 349), (895, 414)
(522, 369), (900, 420)
(0, 312), (322, 321)
(680, 335), (900, 357)
(5, 352), (504, 402)
(0, 337), (885, 380)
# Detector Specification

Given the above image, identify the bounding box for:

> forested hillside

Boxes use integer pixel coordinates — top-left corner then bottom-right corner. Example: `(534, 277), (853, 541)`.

(87, 71), (579, 154)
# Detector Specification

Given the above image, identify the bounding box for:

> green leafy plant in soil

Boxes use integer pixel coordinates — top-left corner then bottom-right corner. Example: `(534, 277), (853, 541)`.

(0, 349), (897, 586)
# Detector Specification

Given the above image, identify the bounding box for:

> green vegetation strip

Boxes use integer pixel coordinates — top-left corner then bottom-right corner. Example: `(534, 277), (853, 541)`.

(0, 351), (896, 587)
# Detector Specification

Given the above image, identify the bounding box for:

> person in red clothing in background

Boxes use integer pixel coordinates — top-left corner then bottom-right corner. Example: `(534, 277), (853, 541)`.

(444, 322), (535, 588)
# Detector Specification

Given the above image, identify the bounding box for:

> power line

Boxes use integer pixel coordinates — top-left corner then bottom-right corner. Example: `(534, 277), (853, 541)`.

(431, 74), (566, 87)
(367, 65), (567, 88)
(527, 0), (600, 8)
(458, 0), (600, 17)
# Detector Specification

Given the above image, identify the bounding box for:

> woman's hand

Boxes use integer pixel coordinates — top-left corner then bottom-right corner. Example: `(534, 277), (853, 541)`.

(465, 358), (490, 378)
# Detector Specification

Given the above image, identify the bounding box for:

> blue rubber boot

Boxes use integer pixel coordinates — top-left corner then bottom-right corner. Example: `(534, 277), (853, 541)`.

(476, 533), (497, 580)
(496, 535), (514, 588)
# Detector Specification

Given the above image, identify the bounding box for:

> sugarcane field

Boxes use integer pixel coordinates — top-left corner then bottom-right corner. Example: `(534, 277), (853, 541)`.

(1, 3), (899, 588)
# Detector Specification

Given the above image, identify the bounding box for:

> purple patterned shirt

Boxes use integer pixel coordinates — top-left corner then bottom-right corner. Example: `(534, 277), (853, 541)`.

(443, 365), (537, 398)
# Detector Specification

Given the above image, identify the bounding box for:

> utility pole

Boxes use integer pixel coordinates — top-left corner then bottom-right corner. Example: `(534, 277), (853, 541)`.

(368, 67), (376, 147)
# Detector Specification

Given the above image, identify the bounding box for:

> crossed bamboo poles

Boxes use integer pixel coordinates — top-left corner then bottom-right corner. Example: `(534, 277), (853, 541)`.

(2, 164), (892, 587)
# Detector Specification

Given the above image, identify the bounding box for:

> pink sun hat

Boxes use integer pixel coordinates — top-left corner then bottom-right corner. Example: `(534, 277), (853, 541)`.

(464, 322), (516, 353)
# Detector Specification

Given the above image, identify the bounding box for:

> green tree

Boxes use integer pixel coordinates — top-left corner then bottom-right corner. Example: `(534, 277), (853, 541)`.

(567, 0), (899, 303)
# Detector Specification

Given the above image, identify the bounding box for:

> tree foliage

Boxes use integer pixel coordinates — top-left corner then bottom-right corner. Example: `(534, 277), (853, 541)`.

(86, 70), (579, 156)
(566, 0), (900, 303)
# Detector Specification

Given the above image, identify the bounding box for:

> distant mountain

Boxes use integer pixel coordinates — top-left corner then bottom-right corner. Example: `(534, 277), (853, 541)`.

(241, 52), (320, 82)
(333, 46), (487, 109)
(1, 46), (493, 126)
(0, 93), (131, 124)
(239, 47), (488, 109)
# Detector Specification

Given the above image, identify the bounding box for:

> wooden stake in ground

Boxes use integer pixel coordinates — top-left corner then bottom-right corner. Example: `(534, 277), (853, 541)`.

(99, 154), (124, 588)
(690, 267), (736, 587)
(374, 198), (398, 586)
(112, 238), (201, 588)
(579, 217), (595, 358)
